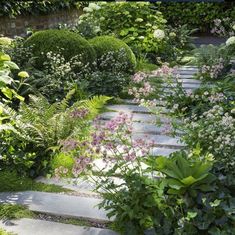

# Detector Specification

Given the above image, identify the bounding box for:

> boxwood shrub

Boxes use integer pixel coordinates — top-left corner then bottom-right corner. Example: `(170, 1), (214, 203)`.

(24, 29), (96, 69)
(89, 36), (136, 74)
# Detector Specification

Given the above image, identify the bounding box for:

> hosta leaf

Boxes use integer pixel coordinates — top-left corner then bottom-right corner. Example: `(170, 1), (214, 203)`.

(181, 176), (197, 186)
(4, 60), (19, 70)
(0, 53), (11, 61)
(0, 74), (13, 84)
(167, 178), (184, 189)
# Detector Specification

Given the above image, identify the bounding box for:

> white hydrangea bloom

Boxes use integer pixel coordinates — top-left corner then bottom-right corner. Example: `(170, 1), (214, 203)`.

(153, 29), (165, 40)
(88, 3), (101, 10)
(226, 36), (235, 46)
(83, 7), (93, 12)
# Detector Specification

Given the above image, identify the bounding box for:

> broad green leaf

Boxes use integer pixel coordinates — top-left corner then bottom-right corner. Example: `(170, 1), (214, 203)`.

(1, 87), (13, 99)
(0, 53), (11, 61)
(181, 176), (197, 186)
(4, 60), (19, 70)
(0, 74), (13, 84)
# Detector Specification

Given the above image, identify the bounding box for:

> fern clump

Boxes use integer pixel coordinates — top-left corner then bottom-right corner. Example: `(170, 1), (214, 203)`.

(0, 92), (111, 176)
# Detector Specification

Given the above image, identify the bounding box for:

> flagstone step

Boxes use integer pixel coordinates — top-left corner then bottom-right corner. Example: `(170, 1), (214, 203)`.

(0, 218), (118, 235)
(100, 111), (177, 124)
(162, 83), (200, 89)
(179, 66), (198, 69)
(177, 70), (198, 75)
(107, 104), (169, 114)
(178, 78), (201, 84)
(131, 122), (182, 135)
(132, 133), (185, 148)
(0, 191), (111, 222)
(178, 74), (197, 79)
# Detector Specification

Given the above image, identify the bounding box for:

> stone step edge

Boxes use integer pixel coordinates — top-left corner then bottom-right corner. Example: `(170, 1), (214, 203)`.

(0, 218), (118, 235)
(0, 191), (110, 222)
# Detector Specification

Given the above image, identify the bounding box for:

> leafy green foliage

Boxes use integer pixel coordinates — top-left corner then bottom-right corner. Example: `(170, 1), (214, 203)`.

(24, 29), (96, 70)
(0, 170), (71, 193)
(77, 2), (166, 56)
(0, 204), (34, 220)
(89, 36), (136, 73)
(0, 51), (24, 102)
(0, 228), (16, 235)
(157, 2), (235, 32)
(95, 149), (235, 234)
(148, 153), (216, 196)
(0, 0), (81, 17)
(76, 2), (195, 64)
(192, 44), (232, 81)
(0, 93), (111, 176)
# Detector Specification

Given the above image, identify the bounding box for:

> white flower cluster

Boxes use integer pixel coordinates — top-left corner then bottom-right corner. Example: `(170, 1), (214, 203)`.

(153, 29), (165, 40)
(83, 3), (101, 12)
(184, 105), (235, 157)
(226, 36), (235, 46)
(201, 58), (225, 79)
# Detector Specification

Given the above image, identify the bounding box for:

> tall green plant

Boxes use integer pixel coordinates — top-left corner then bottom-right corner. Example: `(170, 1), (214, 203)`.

(0, 91), (111, 176)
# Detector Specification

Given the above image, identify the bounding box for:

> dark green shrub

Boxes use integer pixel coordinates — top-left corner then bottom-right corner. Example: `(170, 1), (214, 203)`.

(24, 29), (96, 69)
(157, 2), (235, 32)
(0, 0), (82, 17)
(89, 36), (136, 73)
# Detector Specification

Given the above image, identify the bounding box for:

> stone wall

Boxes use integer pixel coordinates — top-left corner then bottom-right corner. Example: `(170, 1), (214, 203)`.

(0, 8), (82, 37)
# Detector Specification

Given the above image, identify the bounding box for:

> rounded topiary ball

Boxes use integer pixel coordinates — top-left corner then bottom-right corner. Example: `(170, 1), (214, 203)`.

(24, 29), (96, 69)
(89, 36), (136, 73)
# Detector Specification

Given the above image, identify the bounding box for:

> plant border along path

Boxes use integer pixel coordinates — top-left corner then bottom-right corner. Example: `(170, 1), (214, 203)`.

(0, 65), (200, 235)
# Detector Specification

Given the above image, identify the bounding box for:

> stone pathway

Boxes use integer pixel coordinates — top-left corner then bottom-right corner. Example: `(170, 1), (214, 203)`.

(0, 65), (200, 235)
(0, 219), (118, 235)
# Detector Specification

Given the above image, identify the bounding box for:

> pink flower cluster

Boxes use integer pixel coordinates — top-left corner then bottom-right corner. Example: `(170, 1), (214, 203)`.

(152, 64), (177, 77)
(60, 139), (78, 151)
(56, 112), (156, 177)
(55, 166), (69, 179)
(201, 59), (224, 79)
(104, 112), (133, 132)
(70, 108), (89, 119)
(128, 82), (154, 99)
(211, 18), (235, 37)
(131, 72), (147, 83)
(72, 156), (92, 177)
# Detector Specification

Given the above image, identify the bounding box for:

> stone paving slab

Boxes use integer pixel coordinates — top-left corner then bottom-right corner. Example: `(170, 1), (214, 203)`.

(132, 133), (185, 147)
(100, 111), (174, 123)
(176, 70), (198, 75)
(37, 177), (100, 196)
(151, 147), (178, 156)
(178, 74), (196, 79)
(36, 177), (97, 193)
(132, 122), (166, 134)
(162, 83), (200, 89)
(0, 191), (110, 221)
(107, 104), (169, 114)
(178, 78), (201, 84)
(107, 104), (149, 113)
(0, 219), (118, 235)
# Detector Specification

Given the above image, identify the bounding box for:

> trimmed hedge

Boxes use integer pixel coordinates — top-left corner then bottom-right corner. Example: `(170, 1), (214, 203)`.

(89, 36), (136, 73)
(156, 2), (235, 32)
(24, 29), (96, 69)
